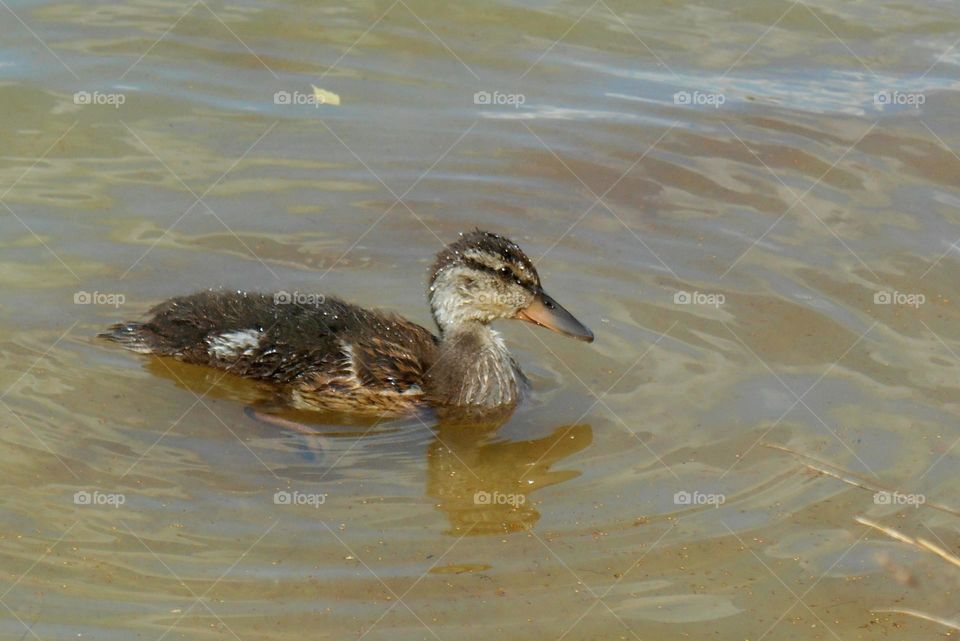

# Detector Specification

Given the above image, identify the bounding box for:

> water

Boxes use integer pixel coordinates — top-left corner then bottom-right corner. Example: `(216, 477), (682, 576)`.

(2, 1), (960, 639)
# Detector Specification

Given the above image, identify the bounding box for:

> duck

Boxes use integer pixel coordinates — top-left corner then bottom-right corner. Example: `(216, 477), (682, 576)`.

(100, 229), (593, 416)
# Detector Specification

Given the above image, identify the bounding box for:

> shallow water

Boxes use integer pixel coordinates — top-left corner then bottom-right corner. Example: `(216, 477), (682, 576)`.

(2, 0), (960, 639)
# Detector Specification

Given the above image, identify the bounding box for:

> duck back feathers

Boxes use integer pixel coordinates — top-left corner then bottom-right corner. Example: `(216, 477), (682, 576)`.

(101, 290), (440, 413)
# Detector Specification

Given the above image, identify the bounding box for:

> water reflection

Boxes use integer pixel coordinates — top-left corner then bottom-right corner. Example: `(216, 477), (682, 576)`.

(141, 353), (592, 535)
(428, 420), (592, 535)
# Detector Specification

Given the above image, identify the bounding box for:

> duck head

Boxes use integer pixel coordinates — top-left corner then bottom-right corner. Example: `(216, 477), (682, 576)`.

(428, 229), (594, 342)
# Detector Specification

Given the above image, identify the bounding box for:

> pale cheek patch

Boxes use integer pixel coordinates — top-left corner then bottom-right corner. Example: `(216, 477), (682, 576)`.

(431, 266), (477, 330)
(206, 329), (261, 358)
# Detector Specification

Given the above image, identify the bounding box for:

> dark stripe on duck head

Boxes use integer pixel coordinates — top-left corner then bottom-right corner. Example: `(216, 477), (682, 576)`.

(431, 229), (540, 289)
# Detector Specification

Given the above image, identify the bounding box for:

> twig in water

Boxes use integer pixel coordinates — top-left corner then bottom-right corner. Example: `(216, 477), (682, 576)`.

(762, 442), (960, 518)
(856, 517), (960, 632)
(871, 608), (960, 632)
(855, 516), (960, 570)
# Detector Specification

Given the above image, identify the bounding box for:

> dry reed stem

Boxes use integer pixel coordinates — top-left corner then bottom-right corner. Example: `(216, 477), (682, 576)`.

(762, 442), (960, 518)
(871, 608), (960, 632)
(855, 516), (960, 570)
(763, 443), (960, 632)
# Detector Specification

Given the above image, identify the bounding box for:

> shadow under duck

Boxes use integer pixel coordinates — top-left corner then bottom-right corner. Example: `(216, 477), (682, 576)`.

(101, 230), (593, 416)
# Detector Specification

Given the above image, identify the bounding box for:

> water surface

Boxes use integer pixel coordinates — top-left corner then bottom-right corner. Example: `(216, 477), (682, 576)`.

(2, 1), (960, 639)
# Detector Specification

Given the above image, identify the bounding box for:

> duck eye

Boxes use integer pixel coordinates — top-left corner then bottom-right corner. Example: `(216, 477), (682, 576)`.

(497, 266), (512, 277)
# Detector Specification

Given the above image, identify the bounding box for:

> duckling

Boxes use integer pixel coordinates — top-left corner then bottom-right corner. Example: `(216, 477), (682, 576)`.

(101, 230), (593, 416)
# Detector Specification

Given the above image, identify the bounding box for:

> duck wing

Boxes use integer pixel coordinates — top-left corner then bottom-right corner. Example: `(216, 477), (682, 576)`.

(100, 290), (439, 391)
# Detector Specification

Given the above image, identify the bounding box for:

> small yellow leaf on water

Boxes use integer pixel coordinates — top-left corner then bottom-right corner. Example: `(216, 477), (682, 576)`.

(311, 85), (340, 106)
(428, 563), (491, 574)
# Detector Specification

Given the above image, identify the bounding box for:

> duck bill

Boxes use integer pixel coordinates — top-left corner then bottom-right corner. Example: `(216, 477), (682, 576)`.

(514, 291), (594, 342)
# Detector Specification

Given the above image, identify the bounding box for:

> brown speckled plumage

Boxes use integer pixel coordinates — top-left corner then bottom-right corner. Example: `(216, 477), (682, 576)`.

(101, 230), (593, 416)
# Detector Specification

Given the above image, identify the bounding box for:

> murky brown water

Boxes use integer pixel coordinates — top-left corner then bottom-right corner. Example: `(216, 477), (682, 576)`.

(2, 1), (960, 639)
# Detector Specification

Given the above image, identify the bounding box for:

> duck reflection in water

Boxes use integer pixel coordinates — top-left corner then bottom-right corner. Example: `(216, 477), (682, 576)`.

(141, 357), (592, 535)
(428, 410), (592, 535)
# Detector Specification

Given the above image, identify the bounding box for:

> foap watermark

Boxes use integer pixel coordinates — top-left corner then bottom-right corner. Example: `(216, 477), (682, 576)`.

(274, 90), (326, 108)
(874, 491), (925, 508)
(674, 490), (726, 508)
(873, 90), (925, 109)
(274, 490), (327, 508)
(674, 290), (725, 308)
(474, 490), (526, 508)
(474, 90), (525, 108)
(873, 290), (925, 308)
(476, 291), (527, 307)
(74, 490), (126, 508)
(74, 291), (125, 308)
(73, 90), (126, 109)
(274, 291), (325, 305)
(673, 90), (725, 109)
